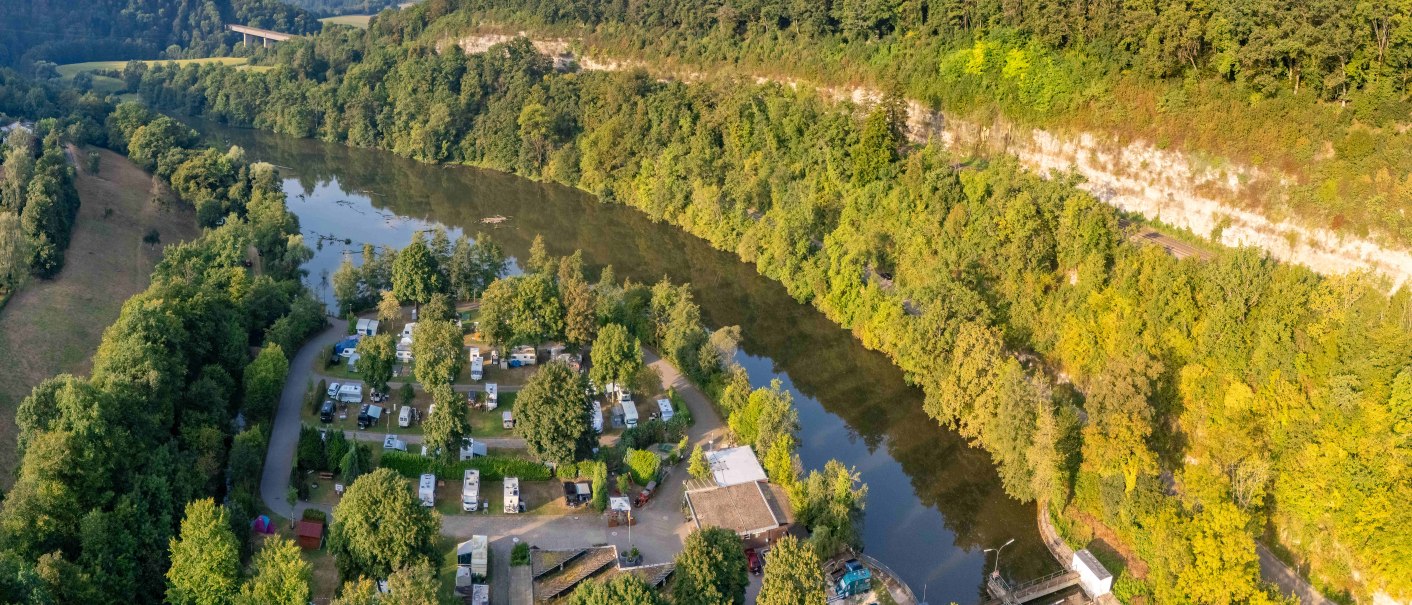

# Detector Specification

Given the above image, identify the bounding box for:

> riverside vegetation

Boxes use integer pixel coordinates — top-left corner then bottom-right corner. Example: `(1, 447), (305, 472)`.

(133, 7), (1412, 601)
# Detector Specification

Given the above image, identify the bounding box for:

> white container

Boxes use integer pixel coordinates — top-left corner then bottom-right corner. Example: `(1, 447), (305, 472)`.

(418, 473), (436, 507)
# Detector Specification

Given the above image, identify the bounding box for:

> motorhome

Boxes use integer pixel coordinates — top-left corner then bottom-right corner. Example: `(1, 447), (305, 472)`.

(461, 469), (481, 512)
(503, 477), (521, 513)
(657, 398), (674, 422)
(590, 402), (604, 433)
(484, 383), (499, 409)
(619, 398), (638, 428)
(468, 346), (481, 361)
(396, 341), (413, 362)
(508, 346), (537, 367)
(470, 357), (483, 381)
(418, 474), (436, 507)
(337, 383), (364, 403)
(398, 405), (412, 428)
(456, 535), (489, 579)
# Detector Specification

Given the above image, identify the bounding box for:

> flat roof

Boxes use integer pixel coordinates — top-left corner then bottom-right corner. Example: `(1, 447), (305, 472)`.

(295, 520), (323, 538)
(685, 481), (791, 536)
(1074, 549), (1112, 580)
(706, 446), (768, 487)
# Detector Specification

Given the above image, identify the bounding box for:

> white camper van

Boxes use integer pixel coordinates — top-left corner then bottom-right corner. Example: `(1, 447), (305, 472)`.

(462, 469), (481, 512)
(484, 383), (499, 409)
(418, 474), (436, 507)
(590, 402), (604, 434)
(337, 383), (364, 404)
(619, 398), (638, 428)
(398, 405), (413, 428)
(503, 477), (521, 513)
(657, 398), (674, 422)
(470, 357), (483, 381)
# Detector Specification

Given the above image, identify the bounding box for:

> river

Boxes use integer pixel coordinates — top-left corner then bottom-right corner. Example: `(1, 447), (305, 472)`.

(199, 123), (1060, 603)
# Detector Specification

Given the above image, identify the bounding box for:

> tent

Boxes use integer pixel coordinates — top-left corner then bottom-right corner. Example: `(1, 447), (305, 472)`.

(251, 515), (275, 534)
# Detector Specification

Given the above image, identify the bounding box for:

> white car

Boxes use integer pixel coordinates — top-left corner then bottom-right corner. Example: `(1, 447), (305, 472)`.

(327, 382), (341, 398)
(383, 435), (407, 451)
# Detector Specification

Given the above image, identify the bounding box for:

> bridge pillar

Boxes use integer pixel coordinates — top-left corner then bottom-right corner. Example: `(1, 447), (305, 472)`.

(242, 32), (249, 46)
(263, 37), (269, 48)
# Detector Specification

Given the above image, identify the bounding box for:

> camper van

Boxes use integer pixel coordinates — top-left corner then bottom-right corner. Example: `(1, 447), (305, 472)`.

(470, 357), (483, 382)
(503, 477), (521, 513)
(398, 405), (413, 428)
(484, 383), (499, 409)
(590, 402), (604, 434)
(468, 346), (481, 361)
(396, 341), (413, 362)
(619, 399), (638, 428)
(337, 383), (364, 403)
(461, 469), (481, 512)
(456, 535), (489, 579)
(508, 346), (537, 367)
(657, 399), (674, 422)
(418, 474), (436, 507)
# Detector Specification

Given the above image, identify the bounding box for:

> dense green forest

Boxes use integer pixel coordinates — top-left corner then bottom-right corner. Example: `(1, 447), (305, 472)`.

(0, 72), (113, 295)
(0, 0), (318, 68)
(0, 84), (326, 601)
(399, 0), (1412, 249)
(136, 10), (1412, 601)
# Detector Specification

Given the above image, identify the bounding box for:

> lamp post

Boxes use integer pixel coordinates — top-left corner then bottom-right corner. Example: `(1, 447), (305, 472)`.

(983, 538), (1016, 576)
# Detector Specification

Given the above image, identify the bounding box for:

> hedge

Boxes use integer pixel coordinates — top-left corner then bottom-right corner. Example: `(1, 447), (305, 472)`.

(380, 451), (551, 481)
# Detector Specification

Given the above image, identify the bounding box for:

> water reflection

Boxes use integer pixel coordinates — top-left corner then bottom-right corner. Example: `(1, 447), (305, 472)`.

(201, 123), (1060, 602)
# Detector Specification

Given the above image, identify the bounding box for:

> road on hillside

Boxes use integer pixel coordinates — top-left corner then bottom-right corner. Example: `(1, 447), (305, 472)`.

(260, 318), (349, 519)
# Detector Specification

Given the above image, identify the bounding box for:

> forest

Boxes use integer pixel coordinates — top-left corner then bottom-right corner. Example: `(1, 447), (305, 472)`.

(0, 88), (326, 602)
(285, 0), (404, 16)
(134, 11), (1412, 601)
(0, 0), (318, 68)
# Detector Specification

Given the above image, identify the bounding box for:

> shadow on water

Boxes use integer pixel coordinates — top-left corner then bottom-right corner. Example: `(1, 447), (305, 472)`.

(200, 123), (1060, 602)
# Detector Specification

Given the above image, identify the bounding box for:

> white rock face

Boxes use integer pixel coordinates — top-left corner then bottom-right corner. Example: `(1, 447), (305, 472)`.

(451, 32), (1412, 286)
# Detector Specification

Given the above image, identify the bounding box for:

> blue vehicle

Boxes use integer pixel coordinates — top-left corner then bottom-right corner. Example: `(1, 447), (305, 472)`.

(832, 559), (871, 599)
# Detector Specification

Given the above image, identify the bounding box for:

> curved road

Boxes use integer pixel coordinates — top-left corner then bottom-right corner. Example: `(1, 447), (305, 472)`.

(260, 318), (350, 518)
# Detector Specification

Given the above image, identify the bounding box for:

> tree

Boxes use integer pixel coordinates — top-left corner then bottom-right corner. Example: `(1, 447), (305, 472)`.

(391, 234), (445, 305)
(422, 292), (454, 322)
(590, 323), (642, 390)
(423, 383), (470, 462)
(411, 319), (463, 386)
(514, 360), (591, 465)
(243, 344), (288, 422)
(377, 289), (403, 325)
(624, 449), (661, 484)
(355, 333), (396, 393)
(341, 443), (369, 486)
(166, 499), (240, 605)
(591, 460), (608, 511)
(728, 380), (799, 453)
(793, 460), (868, 558)
(236, 537), (311, 605)
(0, 212), (32, 289)
(672, 527), (749, 605)
(479, 275), (563, 346)
(689, 445), (711, 481)
(330, 578), (380, 605)
(1081, 354), (1161, 493)
(333, 257), (362, 314)
(562, 276), (597, 348)
(382, 561), (439, 605)
(329, 469), (440, 580)
(527, 234), (551, 275)
(756, 535), (826, 605)
(567, 574), (666, 605)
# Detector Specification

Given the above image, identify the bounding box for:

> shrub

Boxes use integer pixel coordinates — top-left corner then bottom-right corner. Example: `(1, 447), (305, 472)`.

(302, 509), (327, 523)
(624, 449), (661, 485)
(511, 542), (531, 566)
(379, 451), (551, 481)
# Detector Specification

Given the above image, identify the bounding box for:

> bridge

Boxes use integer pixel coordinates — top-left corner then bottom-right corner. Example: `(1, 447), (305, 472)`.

(226, 24), (295, 47)
(983, 569), (1082, 605)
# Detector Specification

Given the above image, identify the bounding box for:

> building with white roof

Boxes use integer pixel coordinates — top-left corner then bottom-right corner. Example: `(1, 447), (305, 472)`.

(706, 446), (768, 487)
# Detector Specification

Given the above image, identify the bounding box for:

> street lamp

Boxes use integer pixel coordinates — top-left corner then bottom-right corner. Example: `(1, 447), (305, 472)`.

(983, 538), (1016, 576)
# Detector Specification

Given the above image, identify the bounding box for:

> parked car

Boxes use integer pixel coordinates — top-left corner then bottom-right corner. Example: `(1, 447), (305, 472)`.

(319, 400), (335, 423)
(634, 480), (656, 508)
(327, 382), (341, 398)
(746, 548), (762, 575)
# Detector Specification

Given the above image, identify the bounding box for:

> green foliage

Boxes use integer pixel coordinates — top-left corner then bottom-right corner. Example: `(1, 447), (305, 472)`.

(792, 460), (867, 558)
(166, 499), (240, 605)
(567, 574), (667, 605)
(510, 542), (531, 566)
(727, 380), (799, 454)
(623, 449), (661, 485)
(0, 128), (79, 280)
(328, 468), (440, 581)
(354, 333), (396, 393)
(296, 425), (328, 472)
(236, 537), (311, 605)
(447, 232), (506, 300)
(391, 234), (445, 304)
(514, 360), (591, 464)
(410, 318), (463, 387)
(590, 460), (608, 511)
(590, 323), (642, 390)
(479, 274), (563, 347)
(756, 535), (826, 605)
(243, 344), (289, 422)
(382, 561), (438, 605)
(422, 382), (471, 462)
(688, 445), (710, 481)
(672, 527), (749, 605)
(378, 451), (552, 481)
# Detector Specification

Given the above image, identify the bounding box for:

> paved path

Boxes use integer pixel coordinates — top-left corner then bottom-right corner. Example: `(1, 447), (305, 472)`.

(260, 318), (349, 519)
(1257, 543), (1335, 605)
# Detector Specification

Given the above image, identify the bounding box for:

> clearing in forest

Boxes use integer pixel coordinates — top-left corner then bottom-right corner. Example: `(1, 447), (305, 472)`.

(319, 14), (373, 28)
(0, 147), (199, 486)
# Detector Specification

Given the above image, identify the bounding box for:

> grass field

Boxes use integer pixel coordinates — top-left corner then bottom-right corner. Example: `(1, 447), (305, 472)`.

(319, 14), (372, 28)
(0, 147), (199, 487)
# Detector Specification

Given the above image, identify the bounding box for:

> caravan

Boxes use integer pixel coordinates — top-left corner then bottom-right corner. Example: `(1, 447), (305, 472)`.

(590, 401), (604, 434)
(619, 398), (638, 428)
(418, 474), (436, 507)
(657, 398), (674, 422)
(484, 383), (499, 409)
(508, 346), (537, 367)
(462, 469), (481, 512)
(470, 357), (483, 381)
(503, 477), (521, 513)
(337, 383), (364, 404)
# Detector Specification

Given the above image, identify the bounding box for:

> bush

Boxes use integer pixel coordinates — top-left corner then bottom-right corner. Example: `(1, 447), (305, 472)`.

(302, 509), (327, 523)
(511, 542), (531, 566)
(624, 449), (661, 485)
(379, 451), (552, 481)
(296, 425), (327, 472)
(556, 462), (580, 481)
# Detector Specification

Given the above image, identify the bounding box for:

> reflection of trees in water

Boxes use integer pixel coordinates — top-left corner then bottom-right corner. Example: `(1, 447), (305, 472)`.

(204, 122), (1056, 582)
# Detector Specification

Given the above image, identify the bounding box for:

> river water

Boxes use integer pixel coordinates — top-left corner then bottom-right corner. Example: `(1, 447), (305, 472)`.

(200, 123), (1059, 603)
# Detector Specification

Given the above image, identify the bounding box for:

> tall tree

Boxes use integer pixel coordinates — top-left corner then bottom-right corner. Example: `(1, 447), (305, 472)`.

(672, 527), (749, 605)
(243, 344), (289, 423)
(166, 499), (240, 605)
(567, 574), (666, 605)
(756, 535), (826, 605)
(355, 333), (396, 393)
(590, 323), (642, 390)
(478, 275), (563, 346)
(236, 537), (311, 605)
(391, 234), (445, 305)
(329, 469), (440, 581)
(382, 561), (439, 605)
(411, 318), (463, 387)
(377, 289), (403, 325)
(423, 383), (471, 462)
(514, 360), (591, 465)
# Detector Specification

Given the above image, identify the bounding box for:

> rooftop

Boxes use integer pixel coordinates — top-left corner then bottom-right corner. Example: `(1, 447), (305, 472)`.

(685, 480), (792, 536)
(530, 546), (619, 601)
(706, 445), (768, 487)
